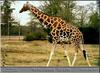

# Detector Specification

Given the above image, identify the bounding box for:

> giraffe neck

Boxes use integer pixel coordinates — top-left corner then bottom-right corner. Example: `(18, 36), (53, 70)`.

(29, 5), (51, 28)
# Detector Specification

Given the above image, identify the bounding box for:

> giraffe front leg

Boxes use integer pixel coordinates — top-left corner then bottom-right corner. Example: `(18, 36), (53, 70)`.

(46, 43), (57, 67)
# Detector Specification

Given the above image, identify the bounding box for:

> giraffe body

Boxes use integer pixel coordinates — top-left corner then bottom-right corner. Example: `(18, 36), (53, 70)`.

(19, 2), (91, 66)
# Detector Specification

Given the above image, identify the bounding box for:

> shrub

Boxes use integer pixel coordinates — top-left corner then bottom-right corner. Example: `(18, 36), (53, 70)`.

(24, 32), (47, 41)
(79, 27), (99, 44)
(24, 34), (34, 41)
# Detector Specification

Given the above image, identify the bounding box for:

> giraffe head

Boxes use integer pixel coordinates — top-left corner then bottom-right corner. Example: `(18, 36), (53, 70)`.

(19, 2), (32, 13)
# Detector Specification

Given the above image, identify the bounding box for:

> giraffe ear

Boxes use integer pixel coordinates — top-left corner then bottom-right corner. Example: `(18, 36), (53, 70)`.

(26, 1), (29, 4)
(24, 4), (26, 6)
(24, 2), (29, 7)
(26, 1), (30, 6)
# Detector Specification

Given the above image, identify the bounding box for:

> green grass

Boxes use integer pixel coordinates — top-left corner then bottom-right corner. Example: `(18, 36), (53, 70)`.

(1, 37), (99, 67)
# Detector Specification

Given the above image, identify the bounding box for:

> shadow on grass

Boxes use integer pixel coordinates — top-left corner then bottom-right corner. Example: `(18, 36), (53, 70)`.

(93, 57), (100, 66)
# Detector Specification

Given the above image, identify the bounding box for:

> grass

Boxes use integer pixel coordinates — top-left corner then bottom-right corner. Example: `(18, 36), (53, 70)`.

(1, 36), (99, 67)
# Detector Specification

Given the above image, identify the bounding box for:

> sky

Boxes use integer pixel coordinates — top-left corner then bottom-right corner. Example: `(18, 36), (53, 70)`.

(10, 1), (96, 25)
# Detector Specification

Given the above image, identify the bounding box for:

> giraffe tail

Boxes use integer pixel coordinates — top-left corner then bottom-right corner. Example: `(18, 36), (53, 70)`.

(80, 36), (91, 66)
(83, 50), (87, 60)
(81, 36), (87, 60)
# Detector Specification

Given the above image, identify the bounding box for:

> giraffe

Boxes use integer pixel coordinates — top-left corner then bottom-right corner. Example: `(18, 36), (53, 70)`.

(19, 2), (91, 67)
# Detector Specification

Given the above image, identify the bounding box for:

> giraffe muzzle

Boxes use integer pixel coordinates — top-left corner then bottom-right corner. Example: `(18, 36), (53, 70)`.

(19, 10), (22, 13)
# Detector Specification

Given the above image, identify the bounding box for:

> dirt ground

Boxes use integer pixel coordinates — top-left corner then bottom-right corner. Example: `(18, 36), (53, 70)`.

(1, 36), (99, 67)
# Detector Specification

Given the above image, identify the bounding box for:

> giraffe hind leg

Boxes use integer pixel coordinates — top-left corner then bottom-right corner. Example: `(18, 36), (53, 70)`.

(80, 44), (91, 66)
(71, 43), (79, 66)
(82, 49), (91, 66)
(72, 52), (77, 66)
